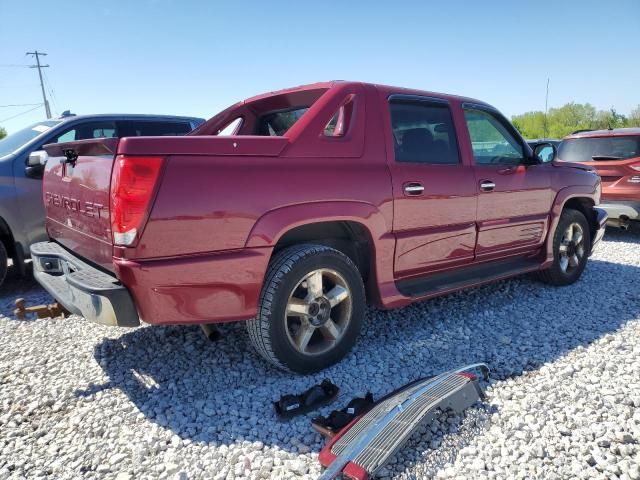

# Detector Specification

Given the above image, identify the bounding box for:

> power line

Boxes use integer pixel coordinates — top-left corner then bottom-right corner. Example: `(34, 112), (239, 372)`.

(26, 50), (51, 119)
(0, 104), (43, 123)
(0, 103), (42, 108)
(0, 64), (30, 68)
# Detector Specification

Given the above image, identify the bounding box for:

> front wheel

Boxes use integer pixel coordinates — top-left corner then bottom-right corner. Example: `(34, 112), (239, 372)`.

(538, 208), (591, 286)
(247, 244), (365, 373)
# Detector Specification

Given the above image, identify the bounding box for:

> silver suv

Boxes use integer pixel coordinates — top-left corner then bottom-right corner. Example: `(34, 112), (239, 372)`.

(0, 113), (204, 285)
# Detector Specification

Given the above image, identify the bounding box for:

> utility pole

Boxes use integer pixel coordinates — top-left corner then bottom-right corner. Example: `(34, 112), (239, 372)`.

(26, 50), (51, 119)
(543, 78), (550, 139)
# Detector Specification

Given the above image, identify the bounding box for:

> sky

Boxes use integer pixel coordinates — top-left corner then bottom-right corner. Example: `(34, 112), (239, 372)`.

(1, 0), (639, 134)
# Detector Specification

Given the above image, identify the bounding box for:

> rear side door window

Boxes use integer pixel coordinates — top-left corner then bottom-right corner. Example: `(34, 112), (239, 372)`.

(130, 121), (192, 136)
(463, 108), (524, 165)
(389, 100), (460, 164)
(53, 121), (117, 143)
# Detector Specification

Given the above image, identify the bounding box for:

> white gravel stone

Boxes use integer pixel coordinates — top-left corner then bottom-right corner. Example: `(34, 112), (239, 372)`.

(0, 226), (639, 479)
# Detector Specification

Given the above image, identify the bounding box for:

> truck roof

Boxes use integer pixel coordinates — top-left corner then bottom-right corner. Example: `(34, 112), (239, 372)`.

(240, 81), (493, 110)
(56, 113), (205, 123)
(564, 127), (640, 139)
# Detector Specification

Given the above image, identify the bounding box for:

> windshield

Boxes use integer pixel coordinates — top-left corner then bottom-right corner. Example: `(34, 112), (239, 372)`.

(0, 120), (62, 158)
(557, 136), (640, 162)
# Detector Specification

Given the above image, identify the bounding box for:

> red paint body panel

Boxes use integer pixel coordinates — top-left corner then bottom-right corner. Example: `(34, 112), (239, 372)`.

(113, 247), (271, 324)
(40, 81), (602, 326)
(42, 139), (117, 270)
(473, 163), (553, 258)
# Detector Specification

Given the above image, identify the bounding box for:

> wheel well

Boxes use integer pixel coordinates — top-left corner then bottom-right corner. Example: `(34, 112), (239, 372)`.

(274, 221), (373, 284)
(563, 197), (597, 243)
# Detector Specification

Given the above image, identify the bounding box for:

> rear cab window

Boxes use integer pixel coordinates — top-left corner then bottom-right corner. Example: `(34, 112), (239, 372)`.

(256, 108), (308, 136)
(558, 136), (640, 162)
(389, 98), (460, 164)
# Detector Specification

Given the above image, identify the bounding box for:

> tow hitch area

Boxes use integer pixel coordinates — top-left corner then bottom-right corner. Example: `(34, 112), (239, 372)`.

(14, 297), (68, 320)
(317, 363), (489, 480)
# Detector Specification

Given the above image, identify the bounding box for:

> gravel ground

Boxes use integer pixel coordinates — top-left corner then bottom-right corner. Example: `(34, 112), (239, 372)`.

(1, 226), (639, 480)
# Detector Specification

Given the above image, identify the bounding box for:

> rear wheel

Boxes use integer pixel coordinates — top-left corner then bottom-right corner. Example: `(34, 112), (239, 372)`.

(538, 208), (590, 286)
(247, 244), (365, 373)
(0, 242), (7, 287)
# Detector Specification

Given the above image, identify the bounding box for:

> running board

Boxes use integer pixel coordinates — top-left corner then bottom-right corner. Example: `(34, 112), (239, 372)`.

(318, 364), (489, 480)
(396, 257), (540, 297)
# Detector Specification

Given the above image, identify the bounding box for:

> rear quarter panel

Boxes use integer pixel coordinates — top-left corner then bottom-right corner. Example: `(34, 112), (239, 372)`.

(131, 153), (393, 259)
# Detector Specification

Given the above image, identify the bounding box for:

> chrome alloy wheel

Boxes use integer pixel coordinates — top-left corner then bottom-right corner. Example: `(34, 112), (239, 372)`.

(559, 222), (586, 273)
(284, 269), (353, 356)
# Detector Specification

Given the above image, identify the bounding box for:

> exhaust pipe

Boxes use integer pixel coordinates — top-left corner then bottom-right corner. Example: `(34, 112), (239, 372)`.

(607, 216), (630, 231)
(200, 324), (221, 341)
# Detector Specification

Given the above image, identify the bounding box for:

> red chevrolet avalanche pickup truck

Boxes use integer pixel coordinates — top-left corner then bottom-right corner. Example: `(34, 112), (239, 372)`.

(32, 81), (607, 373)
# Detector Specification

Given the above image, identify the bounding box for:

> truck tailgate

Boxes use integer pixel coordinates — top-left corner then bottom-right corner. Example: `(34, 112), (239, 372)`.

(43, 138), (118, 271)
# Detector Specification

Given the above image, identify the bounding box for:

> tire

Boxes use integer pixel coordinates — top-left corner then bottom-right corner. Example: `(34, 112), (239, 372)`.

(247, 244), (365, 373)
(0, 241), (7, 287)
(537, 208), (591, 286)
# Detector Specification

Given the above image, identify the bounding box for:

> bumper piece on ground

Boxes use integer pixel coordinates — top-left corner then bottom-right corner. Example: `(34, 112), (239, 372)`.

(318, 364), (489, 480)
(30, 242), (139, 327)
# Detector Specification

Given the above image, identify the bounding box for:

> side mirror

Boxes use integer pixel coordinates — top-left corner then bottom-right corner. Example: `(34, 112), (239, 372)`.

(533, 143), (556, 163)
(27, 150), (48, 166)
(25, 150), (48, 179)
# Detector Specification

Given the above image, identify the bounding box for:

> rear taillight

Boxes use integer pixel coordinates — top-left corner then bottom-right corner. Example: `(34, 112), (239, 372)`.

(110, 155), (163, 246)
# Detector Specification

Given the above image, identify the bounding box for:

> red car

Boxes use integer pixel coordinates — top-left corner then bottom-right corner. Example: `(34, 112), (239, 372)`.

(557, 128), (640, 229)
(32, 81), (606, 372)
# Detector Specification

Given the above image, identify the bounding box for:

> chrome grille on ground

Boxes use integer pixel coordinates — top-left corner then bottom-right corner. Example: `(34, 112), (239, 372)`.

(319, 364), (488, 480)
(353, 375), (467, 472)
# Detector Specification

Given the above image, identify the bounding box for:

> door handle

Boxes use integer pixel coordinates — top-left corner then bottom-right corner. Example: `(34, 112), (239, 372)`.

(403, 182), (425, 196)
(479, 180), (495, 192)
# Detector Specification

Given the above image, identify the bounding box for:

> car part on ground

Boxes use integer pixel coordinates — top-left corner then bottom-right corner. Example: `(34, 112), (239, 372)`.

(273, 379), (339, 421)
(312, 393), (376, 438)
(13, 297), (67, 320)
(317, 364), (489, 480)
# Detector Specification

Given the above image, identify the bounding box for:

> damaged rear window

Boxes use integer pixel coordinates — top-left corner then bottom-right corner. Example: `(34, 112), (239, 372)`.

(256, 107), (309, 136)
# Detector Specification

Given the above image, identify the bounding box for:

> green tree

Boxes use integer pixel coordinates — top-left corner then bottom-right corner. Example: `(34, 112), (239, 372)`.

(0, 127), (6, 140)
(628, 105), (640, 127)
(511, 111), (546, 139)
(511, 102), (640, 139)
